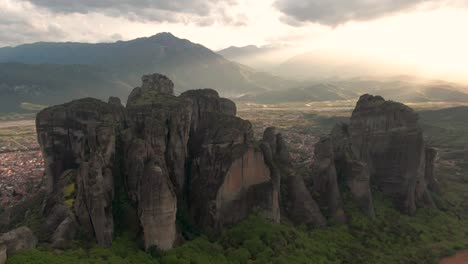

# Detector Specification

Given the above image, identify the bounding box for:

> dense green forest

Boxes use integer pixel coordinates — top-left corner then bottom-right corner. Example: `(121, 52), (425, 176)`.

(8, 161), (468, 264)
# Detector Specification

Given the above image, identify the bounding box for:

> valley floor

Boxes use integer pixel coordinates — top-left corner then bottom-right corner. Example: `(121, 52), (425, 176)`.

(2, 100), (468, 263)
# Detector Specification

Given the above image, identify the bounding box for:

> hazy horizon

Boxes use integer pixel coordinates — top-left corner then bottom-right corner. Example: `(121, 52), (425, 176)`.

(2, 0), (468, 84)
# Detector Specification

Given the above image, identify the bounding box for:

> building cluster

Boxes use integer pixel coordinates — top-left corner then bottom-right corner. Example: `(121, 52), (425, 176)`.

(0, 150), (45, 207)
(0, 126), (44, 208)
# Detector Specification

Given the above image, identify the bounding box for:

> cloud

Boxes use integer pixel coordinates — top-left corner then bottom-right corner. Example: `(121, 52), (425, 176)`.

(0, 0), (66, 46)
(274, 0), (467, 26)
(23, 0), (241, 26)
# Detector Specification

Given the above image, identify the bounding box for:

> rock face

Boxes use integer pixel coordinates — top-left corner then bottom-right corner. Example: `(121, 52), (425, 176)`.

(123, 77), (191, 250)
(311, 138), (346, 223)
(425, 147), (440, 193)
(141, 73), (174, 95)
(261, 127), (325, 227)
(316, 94), (437, 217)
(331, 124), (375, 218)
(187, 112), (279, 230)
(37, 98), (119, 247)
(349, 94), (434, 214)
(36, 74), (281, 250)
(0, 227), (37, 258)
(34, 78), (438, 252)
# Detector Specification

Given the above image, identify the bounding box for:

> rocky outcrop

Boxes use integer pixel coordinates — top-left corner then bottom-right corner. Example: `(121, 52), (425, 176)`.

(331, 124), (375, 218)
(311, 138), (346, 223)
(35, 73), (281, 251)
(187, 113), (279, 230)
(37, 98), (119, 247)
(0, 244), (6, 264)
(425, 147), (440, 193)
(348, 94), (435, 214)
(261, 127), (325, 227)
(33, 76), (438, 253)
(142, 74), (174, 94)
(180, 89), (236, 134)
(0, 227), (37, 258)
(123, 75), (192, 250)
(316, 94), (437, 217)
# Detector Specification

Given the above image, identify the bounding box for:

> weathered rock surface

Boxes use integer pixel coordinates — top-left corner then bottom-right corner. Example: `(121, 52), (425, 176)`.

(35, 73), (282, 251)
(425, 147), (440, 193)
(33, 75), (439, 253)
(141, 73), (174, 95)
(180, 89), (236, 134)
(0, 244), (6, 264)
(261, 127), (325, 227)
(331, 123), (375, 218)
(316, 94), (437, 217)
(187, 113), (279, 230)
(349, 94), (435, 214)
(37, 98), (119, 247)
(311, 138), (346, 223)
(0, 227), (37, 258)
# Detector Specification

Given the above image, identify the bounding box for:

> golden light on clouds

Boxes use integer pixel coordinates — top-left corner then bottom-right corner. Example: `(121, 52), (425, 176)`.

(1, 0), (467, 83)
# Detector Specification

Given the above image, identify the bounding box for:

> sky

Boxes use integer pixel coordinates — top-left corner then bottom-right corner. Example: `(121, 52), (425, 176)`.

(1, 0), (468, 83)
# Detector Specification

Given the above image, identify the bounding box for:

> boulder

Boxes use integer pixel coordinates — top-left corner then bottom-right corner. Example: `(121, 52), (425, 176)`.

(0, 227), (37, 257)
(0, 244), (6, 264)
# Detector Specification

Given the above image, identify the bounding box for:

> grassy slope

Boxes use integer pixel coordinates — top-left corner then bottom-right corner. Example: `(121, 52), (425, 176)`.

(7, 107), (468, 264)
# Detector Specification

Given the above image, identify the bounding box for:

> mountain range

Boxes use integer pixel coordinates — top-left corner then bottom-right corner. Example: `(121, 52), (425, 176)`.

(2, 33), (468, 113)
(0, 33), (290, 112)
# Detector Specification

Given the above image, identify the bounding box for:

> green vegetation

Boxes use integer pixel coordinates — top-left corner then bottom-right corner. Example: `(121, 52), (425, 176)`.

(64, 184), (75, 197)
(6, 104), (468, 264)
(7, 236), (158, 264)
(127, 90), (185, 108)
(9, 178), (468, 264)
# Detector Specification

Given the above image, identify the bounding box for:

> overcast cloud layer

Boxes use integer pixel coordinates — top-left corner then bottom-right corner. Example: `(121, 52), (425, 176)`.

(1, 0), (467, 83)
(274, 0), (468, 26)
(21, 0), (241, 25)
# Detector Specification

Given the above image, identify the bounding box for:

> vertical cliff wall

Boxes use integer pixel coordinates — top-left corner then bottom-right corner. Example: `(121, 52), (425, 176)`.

(36, 74), (282, 250)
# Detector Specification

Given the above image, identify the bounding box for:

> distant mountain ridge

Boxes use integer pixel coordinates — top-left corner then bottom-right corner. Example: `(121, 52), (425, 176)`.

(0, 33), (291, 112)
(217, 44), (287, 71)
(238, 78), (468, 104)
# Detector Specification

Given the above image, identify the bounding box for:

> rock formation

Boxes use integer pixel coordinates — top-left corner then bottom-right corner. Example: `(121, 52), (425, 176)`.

(348, 94), (435, 214)
(35, 73), (281, 251)
(0, 226), (37, 260)
(261, 127), (326, 227)
(316, 94), (437, 217)
(9, 75), (436, 257)
(181, 90), (279, 230)
(331, 123), (375, 218)
(425, 147), (440, 193)
(37, 99), (119, 247)
(310, 137), (347, 223)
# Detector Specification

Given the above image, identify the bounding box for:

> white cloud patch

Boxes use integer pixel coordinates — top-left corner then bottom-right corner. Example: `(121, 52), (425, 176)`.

(0, 0), (67, 45)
